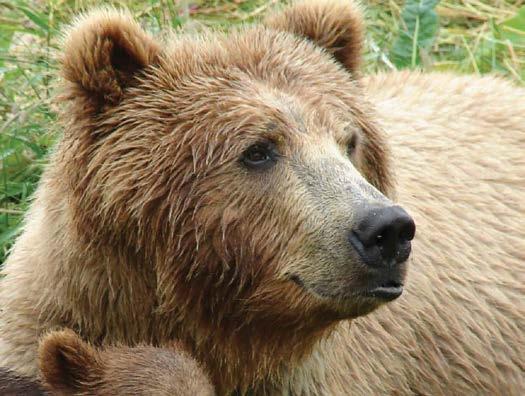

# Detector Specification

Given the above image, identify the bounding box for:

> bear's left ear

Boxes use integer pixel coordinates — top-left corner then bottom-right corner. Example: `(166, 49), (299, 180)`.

(264, 0), (364, 75)
(61, 9), (160, 110)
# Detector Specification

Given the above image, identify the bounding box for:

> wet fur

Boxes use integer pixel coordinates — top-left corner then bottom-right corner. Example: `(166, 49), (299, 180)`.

(0, 1), (523, 394)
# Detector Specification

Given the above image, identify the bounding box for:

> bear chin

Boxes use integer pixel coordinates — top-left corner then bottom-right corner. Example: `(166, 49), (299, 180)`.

(326, 298), (384, 320)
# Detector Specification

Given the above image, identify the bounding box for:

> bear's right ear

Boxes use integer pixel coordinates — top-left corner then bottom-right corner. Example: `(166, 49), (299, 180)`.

(38, 329), (103, 394)
(61, 9), (160, 110)
(264, 0), (364, 75)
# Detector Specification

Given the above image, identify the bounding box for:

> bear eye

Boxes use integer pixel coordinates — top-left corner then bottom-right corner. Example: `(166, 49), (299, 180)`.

(347, 133), (359, 157)
(241, 142), (277, 170)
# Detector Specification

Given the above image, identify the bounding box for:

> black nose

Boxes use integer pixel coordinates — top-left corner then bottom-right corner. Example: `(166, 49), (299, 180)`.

(350, 206), (415, 267)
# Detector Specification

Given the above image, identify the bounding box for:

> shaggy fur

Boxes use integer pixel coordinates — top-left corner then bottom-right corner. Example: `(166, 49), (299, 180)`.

(265, 0), (365, 74)
(38, 329), (214, 395)
(0, 0), (523, 394)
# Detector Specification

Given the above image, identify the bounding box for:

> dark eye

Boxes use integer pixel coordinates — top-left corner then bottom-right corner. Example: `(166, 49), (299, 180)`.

(347, 133), (359, 157)
(241, 142), (277, 170)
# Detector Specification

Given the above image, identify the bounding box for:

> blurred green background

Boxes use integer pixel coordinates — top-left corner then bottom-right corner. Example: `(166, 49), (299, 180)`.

(1, 0), (524, 263)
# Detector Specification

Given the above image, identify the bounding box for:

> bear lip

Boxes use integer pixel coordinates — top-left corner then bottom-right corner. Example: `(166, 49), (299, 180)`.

(360, 282), (403, 302)
(288, 274), (403, 303)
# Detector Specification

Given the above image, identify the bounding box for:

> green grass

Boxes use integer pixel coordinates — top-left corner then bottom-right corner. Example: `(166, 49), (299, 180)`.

(1, 0), (524, 263)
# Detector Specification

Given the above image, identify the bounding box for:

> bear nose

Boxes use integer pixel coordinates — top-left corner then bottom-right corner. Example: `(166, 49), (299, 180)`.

(350, 206), (415, 267)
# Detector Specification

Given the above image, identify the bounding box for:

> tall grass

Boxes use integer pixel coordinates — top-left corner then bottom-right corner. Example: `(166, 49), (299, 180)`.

(1, 0), (524, 263)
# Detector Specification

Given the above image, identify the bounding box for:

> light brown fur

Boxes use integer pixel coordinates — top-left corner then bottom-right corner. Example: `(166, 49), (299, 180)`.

(38, 329), (214, 395)
(0, 1), (523, 394)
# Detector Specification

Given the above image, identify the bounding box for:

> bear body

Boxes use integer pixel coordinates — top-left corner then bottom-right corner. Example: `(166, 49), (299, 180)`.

(0, 1), (523, 394)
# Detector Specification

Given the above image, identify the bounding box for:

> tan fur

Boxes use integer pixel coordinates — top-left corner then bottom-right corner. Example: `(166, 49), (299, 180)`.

(265, 0), (364, 75)
(39, 329), (214, 395)
(0, 1), (523, 394)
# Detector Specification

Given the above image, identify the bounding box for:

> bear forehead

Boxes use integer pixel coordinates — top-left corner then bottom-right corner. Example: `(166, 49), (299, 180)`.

(119, 26), (362, 143)
(152, 26), (359, 104)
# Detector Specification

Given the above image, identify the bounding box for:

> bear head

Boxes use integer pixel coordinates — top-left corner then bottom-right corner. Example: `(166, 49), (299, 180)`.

(54, 0), (415, 389)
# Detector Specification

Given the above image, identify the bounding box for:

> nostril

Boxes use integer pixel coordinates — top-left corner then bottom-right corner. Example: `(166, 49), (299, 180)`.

(399, 217), (416, 242)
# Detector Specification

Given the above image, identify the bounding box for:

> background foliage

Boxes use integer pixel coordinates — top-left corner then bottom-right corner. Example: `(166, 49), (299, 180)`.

(1, 0), (524, 262)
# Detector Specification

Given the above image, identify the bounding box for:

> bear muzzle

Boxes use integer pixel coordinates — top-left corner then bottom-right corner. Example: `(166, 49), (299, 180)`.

(349, 205), (415, 301)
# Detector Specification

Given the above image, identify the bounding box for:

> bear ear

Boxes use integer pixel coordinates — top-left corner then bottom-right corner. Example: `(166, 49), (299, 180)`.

(38, 329), (103, 394)
(264, 0), (364, 75)
(61, 9), (160, 110)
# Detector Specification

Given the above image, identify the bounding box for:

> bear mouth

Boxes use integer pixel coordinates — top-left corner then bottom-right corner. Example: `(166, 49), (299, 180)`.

(289, 275), (404, 303)
(359, 281), (403, 302)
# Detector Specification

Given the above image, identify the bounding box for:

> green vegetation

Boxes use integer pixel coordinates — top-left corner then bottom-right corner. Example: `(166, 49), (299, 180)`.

(1, 0), (524, 262)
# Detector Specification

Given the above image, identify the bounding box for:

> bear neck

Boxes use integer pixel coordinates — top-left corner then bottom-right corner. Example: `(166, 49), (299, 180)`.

(173, 306), (339, 394)
(154, 261), (342, 394)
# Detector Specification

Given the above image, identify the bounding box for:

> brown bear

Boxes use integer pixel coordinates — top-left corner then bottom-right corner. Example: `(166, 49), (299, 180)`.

(0, 0), (523, 394)
(38, 329), (214, 395)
